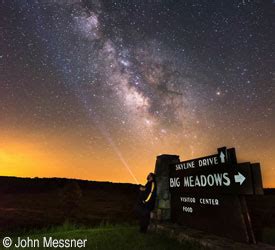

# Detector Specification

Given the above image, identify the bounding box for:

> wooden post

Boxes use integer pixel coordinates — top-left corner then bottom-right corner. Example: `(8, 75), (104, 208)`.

(239, 196), (256, 244)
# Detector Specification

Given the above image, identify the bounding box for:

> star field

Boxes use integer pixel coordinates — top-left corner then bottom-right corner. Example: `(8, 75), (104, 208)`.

(1, 0), (274, 186)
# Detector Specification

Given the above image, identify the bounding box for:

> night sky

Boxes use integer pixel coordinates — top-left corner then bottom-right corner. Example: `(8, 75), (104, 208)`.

(1, 0), (274, 186)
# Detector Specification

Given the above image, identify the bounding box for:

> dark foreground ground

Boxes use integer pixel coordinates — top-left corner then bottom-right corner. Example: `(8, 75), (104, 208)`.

(0, 177), (274, 245)
(0, 176), (139, 233)
(0, 224), (206, 250)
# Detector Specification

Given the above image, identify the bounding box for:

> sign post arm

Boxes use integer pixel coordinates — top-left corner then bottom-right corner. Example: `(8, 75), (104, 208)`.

(239, 196), (256, 244)
(227, 148), (237, 165)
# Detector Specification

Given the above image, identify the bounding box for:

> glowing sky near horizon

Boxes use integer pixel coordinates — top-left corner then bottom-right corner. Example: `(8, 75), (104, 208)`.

(1, 0), (274, 187)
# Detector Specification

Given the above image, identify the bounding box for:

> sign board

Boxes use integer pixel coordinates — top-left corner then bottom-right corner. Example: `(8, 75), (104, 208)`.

(170, 194), (251, 242)
(171, 147), (236, 170)
(169, 147), (263, 243)
(170, 163), (254, 195)
(169, 147), (262, 195)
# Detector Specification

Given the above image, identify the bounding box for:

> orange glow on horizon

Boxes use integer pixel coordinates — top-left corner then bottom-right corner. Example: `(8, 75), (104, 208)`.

(0, 130), (274, 188)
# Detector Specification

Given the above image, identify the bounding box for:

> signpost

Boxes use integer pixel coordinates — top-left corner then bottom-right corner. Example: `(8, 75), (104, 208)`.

(169, 147), (263, 243)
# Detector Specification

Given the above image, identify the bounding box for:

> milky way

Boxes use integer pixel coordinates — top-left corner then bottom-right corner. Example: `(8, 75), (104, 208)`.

(1, 0), (274, 185)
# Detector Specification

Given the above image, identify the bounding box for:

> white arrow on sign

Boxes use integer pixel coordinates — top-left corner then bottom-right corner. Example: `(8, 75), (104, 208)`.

(234, 172), (246, 185)
(219, 151), (225, 163)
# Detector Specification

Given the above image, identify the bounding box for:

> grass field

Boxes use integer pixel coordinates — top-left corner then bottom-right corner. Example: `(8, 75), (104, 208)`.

(263, 228), (275, 246)
(0, 223), (205, 250)
(0, 178), (274, 248)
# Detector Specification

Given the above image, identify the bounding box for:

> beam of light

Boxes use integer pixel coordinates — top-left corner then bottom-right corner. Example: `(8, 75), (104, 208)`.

(93, 122), (139, 184)
(74, 87), (139, 184)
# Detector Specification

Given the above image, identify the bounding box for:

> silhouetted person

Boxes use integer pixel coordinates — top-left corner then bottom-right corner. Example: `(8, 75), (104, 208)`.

(135, 172), (156, 233)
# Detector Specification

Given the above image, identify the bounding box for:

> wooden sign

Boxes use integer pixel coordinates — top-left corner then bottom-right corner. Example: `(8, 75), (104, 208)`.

(170, 163), (256, 195)
(169, 147), (263, 243)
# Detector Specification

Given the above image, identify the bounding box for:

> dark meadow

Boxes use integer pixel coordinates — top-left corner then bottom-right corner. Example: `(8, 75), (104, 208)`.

(0, 176), (139, 234)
